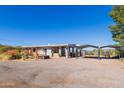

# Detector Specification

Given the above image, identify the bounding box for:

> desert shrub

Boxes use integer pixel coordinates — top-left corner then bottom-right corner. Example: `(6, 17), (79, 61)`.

(0, 46), (14, 54)
(0, 45), (22, 53)
(0, 45), (23, 60)
(0, 53), (22, 60)
(28, 54), (34, 59)
(6, 50), (17, 55)
(21, 53), (33, 60)
(0, 53), (12, 60)
(10, 54), (22, 59)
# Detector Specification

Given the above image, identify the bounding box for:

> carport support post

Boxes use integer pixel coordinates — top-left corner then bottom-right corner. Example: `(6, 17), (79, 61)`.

(59, 48), (62, 57)
(120, 49), (122, 59)
(72, 47), (75, 57)
(120, 47), (124, 59)
(65, 47), (69, 58)
(79, 48), (82, 56)
(98, 47), (100, 60)
(118, 48), (121, 59)
(80, 48), (82, 56)
(35, 48), (39, 59)
(75, 47), (78, 57)
(44, 49), (47, 56)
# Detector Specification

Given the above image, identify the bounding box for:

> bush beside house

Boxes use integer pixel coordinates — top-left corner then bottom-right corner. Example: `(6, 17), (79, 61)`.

(0, 45), (22, 60)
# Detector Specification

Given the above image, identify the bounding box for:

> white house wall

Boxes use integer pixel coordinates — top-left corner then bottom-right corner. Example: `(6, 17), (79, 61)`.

(37, 49), (46, 55)
(47, 49), (53, 57)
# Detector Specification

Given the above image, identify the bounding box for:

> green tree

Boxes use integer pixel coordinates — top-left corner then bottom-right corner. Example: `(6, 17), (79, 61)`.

(109, 5), (124, 46)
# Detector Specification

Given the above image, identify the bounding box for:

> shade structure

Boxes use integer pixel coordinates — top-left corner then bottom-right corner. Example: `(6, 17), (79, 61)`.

(77, 44), (99, 49)
(100, 45), (121, 49)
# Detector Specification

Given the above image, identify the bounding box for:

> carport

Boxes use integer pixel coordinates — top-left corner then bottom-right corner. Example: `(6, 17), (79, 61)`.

(100, 45), (122, 59)
(77, 44), (99, 59)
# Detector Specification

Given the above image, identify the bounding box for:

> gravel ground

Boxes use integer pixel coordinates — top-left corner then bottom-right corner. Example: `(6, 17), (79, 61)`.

(0, 58), (124, 88)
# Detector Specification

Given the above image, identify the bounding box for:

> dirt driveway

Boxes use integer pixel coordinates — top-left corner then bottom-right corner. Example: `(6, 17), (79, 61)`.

(0, 58), (124, 88)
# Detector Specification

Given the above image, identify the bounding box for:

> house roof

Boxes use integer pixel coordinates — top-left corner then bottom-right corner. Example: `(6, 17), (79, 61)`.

(22, 44), (122, 49)
(22, 44), (76, 48)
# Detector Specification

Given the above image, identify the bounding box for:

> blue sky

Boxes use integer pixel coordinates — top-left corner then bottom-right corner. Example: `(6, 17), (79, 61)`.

(0, 5), (115, 46)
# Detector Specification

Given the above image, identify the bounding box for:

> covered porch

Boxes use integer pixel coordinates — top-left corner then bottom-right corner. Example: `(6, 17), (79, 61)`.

(22, 44), (79, 59)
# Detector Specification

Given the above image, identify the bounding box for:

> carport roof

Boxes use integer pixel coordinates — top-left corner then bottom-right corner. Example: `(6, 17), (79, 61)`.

(77, 44), (99, 48)
(100, 45), (121, 49)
